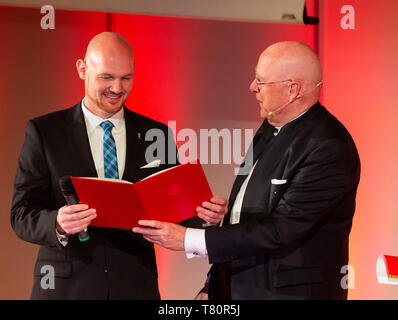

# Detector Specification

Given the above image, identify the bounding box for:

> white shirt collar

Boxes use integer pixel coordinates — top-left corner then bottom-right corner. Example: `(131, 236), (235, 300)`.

(81, 98), (124, 131)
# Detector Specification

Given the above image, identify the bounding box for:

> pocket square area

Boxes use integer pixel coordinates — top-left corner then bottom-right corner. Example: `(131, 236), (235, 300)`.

(271, 179), (287, 185)
(140, 160), (161, 169)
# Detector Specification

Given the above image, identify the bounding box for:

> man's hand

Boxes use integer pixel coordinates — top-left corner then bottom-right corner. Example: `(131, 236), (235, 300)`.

(132, 196), (228, 250)
(196, 196), (228, 224)
(56, 204), (97, 235)
(132, 220), (186, 251)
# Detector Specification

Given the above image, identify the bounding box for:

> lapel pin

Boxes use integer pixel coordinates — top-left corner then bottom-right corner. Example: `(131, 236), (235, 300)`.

(137, 132), (142, 140)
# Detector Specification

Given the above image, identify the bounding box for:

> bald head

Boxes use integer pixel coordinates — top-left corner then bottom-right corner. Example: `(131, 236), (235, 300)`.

(251, 41), (323, 126)
(259, 41), (322, 88)
(85, 32), (134, 65)
(76, 32), (135, 119)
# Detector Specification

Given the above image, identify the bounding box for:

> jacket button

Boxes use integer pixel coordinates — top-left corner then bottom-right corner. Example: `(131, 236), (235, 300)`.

(104, 266), (108, 273)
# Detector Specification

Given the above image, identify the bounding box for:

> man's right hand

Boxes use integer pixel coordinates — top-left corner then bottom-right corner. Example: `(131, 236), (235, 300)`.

(56, 204), (97, 235)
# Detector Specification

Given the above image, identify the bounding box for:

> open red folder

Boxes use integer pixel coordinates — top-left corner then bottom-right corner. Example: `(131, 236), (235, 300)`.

(70, 162), (213, 229)
(377, 254), (398, 285)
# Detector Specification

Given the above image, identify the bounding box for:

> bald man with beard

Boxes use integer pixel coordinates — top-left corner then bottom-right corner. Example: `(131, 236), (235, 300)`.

(133, 41), (361, 300)
(11, 32), (226, 300)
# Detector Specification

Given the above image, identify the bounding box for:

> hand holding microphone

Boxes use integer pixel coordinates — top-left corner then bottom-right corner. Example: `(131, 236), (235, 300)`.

(57, 176), (97, 242)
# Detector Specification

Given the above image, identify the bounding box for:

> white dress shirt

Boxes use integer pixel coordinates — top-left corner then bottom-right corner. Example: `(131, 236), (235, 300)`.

(56, 100), (127, 246)
(81, 99), (126, 179)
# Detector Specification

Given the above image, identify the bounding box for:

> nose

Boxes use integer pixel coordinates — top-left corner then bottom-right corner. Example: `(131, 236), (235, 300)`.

(110, 79), (123, 94)
(249, 79), (259, 93)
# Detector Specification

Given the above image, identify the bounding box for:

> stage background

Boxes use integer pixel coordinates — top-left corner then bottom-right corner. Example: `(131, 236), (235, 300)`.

(0, 0), (396, 299)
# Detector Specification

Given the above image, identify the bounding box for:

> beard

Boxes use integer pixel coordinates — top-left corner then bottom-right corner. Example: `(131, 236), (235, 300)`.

(85, 86), (127, 117)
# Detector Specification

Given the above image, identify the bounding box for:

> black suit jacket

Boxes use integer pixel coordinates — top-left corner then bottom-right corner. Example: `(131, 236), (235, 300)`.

(207, 103), (361, 300)
(11, 101), (180, 299)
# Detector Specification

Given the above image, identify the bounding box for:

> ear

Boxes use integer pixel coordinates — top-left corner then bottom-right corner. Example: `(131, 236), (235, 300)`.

(76, 59), (87, 80)
(289, 82), (301, 102)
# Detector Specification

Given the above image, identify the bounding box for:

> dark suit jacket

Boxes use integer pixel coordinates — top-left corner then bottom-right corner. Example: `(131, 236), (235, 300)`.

(207, 103), (361, 300)
(11, 101), (180, 299)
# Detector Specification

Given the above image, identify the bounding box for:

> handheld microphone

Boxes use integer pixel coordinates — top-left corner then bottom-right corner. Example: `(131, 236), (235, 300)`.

(59, 176), (90, 242)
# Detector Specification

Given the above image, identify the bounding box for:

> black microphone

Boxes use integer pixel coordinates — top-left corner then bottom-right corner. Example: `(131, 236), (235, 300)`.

(58, 176), (90, 242)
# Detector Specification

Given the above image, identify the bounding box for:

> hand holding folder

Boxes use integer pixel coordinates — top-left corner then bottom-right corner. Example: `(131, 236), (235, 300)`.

(133, 195), (228, 251)
(70, 162), (213, 229)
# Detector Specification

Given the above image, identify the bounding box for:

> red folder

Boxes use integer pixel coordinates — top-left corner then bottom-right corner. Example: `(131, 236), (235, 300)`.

(376, 254), (398, 285)
(384, 255), (398, 278)
(70, 162), (213, 229)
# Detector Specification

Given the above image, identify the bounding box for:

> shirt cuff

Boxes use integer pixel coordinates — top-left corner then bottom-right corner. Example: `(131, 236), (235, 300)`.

(55, 228), (69, 247)
(184, 228), (208, 259)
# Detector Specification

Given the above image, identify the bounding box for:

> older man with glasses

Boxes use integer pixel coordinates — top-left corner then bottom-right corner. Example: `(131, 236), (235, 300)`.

(134, 41), (361, 300)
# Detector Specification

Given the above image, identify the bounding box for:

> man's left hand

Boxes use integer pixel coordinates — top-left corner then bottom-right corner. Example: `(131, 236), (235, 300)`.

(197, 196), (228, 224)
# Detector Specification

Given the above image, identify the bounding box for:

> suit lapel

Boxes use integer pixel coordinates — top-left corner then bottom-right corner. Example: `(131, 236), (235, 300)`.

(226, 103), (323, 223)
(66, 102), (97, 177)
(65, 104), (145, 181)
(122, 107), (144, 182)
(225, 119), (275, 223)
(251, 102), (322, 182)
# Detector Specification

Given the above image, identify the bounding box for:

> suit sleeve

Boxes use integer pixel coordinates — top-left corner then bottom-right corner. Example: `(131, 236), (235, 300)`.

(10, 120), (61, 247)
(205, 139), (360, 264)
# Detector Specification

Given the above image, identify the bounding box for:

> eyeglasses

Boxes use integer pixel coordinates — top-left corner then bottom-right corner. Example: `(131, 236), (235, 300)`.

(255, 79), (293, 87)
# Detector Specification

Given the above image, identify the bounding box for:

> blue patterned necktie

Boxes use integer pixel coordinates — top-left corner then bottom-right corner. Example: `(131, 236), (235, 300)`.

(100, 120), (119, 179)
